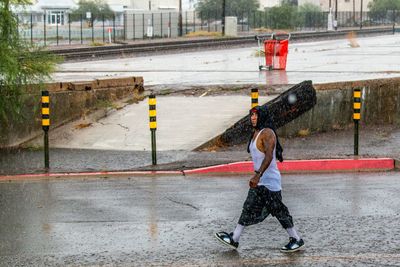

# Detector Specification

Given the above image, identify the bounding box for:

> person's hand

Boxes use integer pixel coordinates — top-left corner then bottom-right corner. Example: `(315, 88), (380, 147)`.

(249, 174), (260, 188)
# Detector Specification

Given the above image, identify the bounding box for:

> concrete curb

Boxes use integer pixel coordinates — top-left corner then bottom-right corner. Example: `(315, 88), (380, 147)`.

(0, 170), (182, 181)
(0, 158), (395, 181)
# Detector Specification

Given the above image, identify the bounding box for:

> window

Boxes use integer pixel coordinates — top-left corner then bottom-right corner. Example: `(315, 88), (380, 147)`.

(46, 10), (65, 25)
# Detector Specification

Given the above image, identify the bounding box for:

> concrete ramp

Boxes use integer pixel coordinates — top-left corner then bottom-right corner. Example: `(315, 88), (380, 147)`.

(30, 95), (273, 151)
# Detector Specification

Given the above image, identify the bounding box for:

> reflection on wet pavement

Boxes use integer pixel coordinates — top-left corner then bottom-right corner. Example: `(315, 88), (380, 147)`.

(0, 172), (399, 266)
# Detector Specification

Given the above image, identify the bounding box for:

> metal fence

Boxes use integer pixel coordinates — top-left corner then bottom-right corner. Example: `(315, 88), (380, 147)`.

(16, 10), (399, 46)
(17, 13), (124, 46)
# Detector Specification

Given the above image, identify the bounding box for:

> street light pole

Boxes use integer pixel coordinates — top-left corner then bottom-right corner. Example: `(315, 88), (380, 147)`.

(222, 0), (226, 35)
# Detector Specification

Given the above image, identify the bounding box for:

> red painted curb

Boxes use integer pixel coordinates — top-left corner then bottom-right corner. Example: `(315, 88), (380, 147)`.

(184, 161), (253, 174)
(184, 158), (395, 174)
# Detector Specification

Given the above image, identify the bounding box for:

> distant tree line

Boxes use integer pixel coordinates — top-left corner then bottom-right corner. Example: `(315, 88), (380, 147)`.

(196, 0), (325, 29)
(196, 0), (400, 29)
(368, 0), (400, 22)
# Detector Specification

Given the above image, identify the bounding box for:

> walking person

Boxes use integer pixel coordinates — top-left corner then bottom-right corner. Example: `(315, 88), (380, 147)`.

(214, 105), (305, 252)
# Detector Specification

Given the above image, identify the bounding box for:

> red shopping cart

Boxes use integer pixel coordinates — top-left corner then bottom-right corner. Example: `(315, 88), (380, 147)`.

(256, 32), (291, 71)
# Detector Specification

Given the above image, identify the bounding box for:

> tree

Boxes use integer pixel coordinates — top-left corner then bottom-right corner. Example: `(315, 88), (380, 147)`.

(297, 3), (325, 29)
(368, 0), (400, 22)
(0, 0), (58, 124)
(196, 0), (259, 20)
(70, 0), (114, 22)
(265, 4), (298, 30)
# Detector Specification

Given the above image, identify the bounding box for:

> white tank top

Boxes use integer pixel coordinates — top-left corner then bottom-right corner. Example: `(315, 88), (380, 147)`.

(249, 128), (282, 192)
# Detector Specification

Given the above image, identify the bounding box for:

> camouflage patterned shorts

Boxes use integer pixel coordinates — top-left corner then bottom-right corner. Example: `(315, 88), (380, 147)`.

(238, 186), (294, 229)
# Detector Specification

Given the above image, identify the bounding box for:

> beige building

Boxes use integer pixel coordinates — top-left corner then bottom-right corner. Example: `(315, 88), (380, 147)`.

(111, 0), (178, 11)
(259, 0), (372, 11)
(314, 0), (372, 12)
(259, 0), (281, 9)
(298, 0), (321, 7)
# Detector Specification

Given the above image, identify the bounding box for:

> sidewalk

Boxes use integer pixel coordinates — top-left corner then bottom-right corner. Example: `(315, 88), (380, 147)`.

(0, 124), (398, 177)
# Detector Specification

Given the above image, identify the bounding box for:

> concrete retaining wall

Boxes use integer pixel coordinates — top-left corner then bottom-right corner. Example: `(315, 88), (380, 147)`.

(278, 78), (400, 137)
(0, 77), (144, 148)
(2, 76), (399, 149)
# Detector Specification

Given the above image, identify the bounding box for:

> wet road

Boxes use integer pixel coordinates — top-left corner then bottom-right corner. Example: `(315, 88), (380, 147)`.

(55, 34), (400, 85)
(1, 172), (399, 266)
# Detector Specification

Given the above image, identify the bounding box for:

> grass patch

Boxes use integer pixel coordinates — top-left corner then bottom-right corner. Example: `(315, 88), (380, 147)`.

(90, 42), (105, 47)
(298, 129), (310, 137)
(95, 99), (118, 110)
(20, 144), (43, 151)
(254, 27), (274, 33)
(125, 94), (146, 105)
(158, 89), (175, 95)
(185, 31), (222, 38)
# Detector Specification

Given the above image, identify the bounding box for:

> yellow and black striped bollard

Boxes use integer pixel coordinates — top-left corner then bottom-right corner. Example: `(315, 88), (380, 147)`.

(42, 90), (50, 169)
(251, 88), (259, 108)
(353, 88), (361, 156)
(149, 95), (157, 165)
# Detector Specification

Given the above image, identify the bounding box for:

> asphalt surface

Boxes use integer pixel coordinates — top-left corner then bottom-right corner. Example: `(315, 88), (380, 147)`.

(0, 172), (399, 266)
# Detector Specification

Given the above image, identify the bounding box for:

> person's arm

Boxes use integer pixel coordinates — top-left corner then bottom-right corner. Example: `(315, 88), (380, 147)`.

(249, 129), (276, 188)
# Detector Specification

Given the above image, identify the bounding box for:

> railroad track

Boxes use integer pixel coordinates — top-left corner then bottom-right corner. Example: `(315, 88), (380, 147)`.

(51, 27), (395, 61)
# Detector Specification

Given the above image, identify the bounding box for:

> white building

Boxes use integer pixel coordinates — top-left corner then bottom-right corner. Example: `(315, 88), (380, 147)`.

(115, 0), (178, 11)
(183, 0), (199, 11)
(39, 0), (77, 24)
(16, 0), (128, 25)
(13, 0), (77, 25)
(108, 0), (196, 11)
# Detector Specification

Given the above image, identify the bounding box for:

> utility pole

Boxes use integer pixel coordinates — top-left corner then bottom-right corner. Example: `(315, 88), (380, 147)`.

(179, 0), (183, 36)
(334, 0), (338, 30)
(222, 0), (226, 35)
(360, 0), (363, 29)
